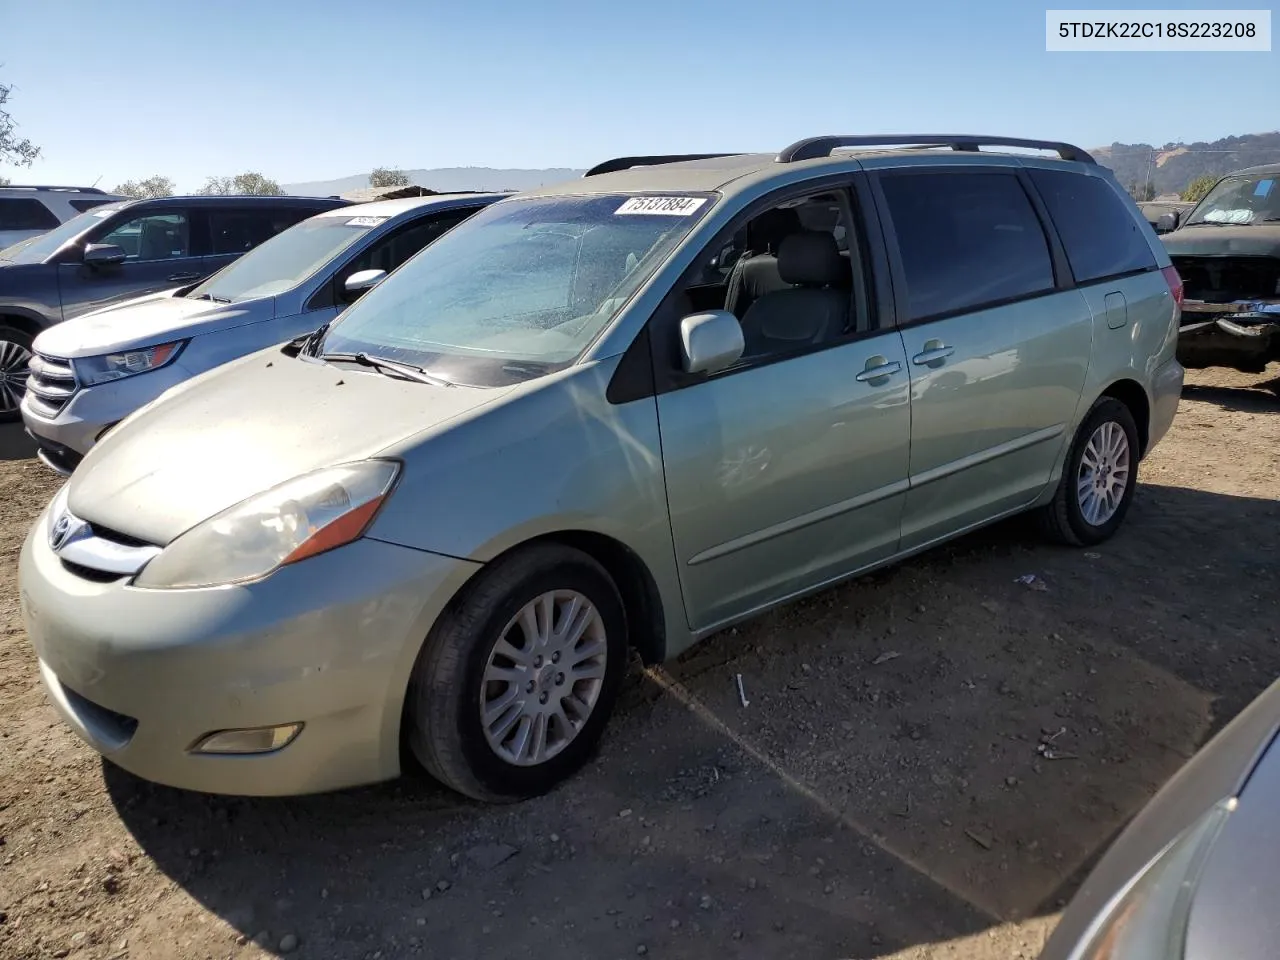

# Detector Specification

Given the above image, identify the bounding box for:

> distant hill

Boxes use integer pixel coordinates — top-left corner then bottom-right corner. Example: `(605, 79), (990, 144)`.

(285, 134), (1280, 200)
(283, 167), (586, 197)
(1093, 131), (1280, 197)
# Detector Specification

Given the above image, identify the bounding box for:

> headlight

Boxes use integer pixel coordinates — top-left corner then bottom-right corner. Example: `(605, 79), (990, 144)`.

(1068, 800), (1233, 960)
(134, 460), (400, 589)
(75, 340), (187, 386)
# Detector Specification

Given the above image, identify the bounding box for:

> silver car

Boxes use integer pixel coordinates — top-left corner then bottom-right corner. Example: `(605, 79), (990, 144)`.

(20, 193), (502, 472)
(1040, 677), (1280, 960)
(19, 137), (1184, 801)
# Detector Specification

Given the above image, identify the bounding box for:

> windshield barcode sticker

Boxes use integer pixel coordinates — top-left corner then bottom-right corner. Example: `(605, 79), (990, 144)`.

(346, 216), (388, 227)
(615, 196), (707, 216)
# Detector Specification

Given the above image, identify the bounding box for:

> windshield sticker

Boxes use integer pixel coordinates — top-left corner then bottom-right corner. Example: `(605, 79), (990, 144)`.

(345, 216), (388, 227)
(1254, 179), (1274, 198)
(615, 196), (707, 216)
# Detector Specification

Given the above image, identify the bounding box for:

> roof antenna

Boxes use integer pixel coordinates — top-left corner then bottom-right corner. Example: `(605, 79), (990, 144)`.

(90, 174), (103, 187)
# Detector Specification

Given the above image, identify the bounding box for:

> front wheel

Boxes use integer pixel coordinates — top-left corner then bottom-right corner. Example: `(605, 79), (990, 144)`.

(1040, 397), (1140, 546)
(0, 324), (34, 424)
(405, 543), (628, 802)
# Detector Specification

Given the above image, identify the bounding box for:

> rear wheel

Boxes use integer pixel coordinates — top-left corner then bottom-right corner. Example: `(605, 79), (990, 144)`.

(0, 324), (33, 423)
(1040, 397), (1140, 546)
(405, 543), (627, 802)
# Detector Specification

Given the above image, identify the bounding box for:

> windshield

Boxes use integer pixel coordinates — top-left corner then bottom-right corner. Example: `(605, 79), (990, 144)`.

(318, 193), (714, 385)
(0, 203), (124, 263)
(188, 215), (378, 302)
(1186, 173), (1280, 226)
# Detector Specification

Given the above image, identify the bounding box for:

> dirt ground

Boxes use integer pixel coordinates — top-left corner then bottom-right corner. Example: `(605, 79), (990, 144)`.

(1, 365), (1277, 960)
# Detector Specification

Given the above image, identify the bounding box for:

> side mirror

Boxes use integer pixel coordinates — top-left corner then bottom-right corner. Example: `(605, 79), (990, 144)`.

(343, 268), (386, 299)
(1157, 211), (1181, 233)
(83, 243), (127, 267)
(679, 310), (744, 376)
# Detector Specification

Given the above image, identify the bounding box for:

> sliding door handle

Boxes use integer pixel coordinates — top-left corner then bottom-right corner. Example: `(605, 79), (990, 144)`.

(912, 342), (955, 366)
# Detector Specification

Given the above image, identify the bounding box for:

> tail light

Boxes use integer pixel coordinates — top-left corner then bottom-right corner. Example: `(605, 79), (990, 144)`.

(1161, 265), (1184, 309)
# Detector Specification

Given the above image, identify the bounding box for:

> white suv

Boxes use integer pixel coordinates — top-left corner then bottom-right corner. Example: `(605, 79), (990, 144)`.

(0, 185), (127, 250)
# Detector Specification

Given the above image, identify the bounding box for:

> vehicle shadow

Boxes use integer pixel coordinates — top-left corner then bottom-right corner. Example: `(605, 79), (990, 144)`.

(104, 482), (1280, 957)
(0, 421), (37, 461)
(1182, 379), (1280, 413)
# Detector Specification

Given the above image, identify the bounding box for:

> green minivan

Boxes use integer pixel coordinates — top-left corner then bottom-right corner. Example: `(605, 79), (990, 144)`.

(20, 135), (1184, 801)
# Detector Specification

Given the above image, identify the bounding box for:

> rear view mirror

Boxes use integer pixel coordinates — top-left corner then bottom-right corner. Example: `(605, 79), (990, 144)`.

(343, 268), (386, 299)
(1157, 211), (1181, 233)
(679, 310), (744, 375)
(83, 243), (127, 267)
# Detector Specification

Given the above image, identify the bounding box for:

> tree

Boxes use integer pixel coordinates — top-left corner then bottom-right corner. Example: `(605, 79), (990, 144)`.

(1182, 174), (1217, 203)
(1, 81), (40, 172)
(199, 172), (285, 196)
(1127, 180), (1156, 202)
(369, 167), (410, 188)
(113, 175), (175, 199)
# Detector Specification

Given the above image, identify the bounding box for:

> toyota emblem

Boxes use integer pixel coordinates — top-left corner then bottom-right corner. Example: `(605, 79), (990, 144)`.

(49, 514), (73, 550)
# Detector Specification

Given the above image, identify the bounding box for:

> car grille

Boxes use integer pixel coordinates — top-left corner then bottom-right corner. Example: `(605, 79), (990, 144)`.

(25, 353), (80, 418)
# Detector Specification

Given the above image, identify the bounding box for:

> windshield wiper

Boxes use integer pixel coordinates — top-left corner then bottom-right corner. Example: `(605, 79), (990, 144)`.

(190, 292), (231, 302)
(319, 351), (452, 387)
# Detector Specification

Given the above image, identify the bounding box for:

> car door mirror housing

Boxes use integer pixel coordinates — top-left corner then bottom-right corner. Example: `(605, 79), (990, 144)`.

(83, 243), (128, 267)
(1157, 211), (1181, 233)
(680, 310), (745, 375)
(343, 268), (386, 299)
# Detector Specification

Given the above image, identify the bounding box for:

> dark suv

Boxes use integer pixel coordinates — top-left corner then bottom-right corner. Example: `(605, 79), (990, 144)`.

(0, 194), (348, 418)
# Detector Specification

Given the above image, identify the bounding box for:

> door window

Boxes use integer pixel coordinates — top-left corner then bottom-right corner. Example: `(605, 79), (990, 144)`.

(672, 189), (867, 366)
(879, 172), (1054, 322)
(342, 210), (475, 279)
(97, 212), (191, 261)
(0, 198), (59, 231)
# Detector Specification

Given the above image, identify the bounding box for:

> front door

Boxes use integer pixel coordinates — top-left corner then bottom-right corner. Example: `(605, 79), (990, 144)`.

(657, 331), (912, 631)
(873, 168), (1092, 550)
(57, 208), (203, 320)
(654, 184), (910, 633)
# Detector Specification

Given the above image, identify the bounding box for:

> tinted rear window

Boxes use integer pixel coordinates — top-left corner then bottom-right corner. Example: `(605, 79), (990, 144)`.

(1029, 169), (1156, 284)
(0, 197), (59, 231)
(879, 171), (1055, 322)
(69, 197), (113, 213)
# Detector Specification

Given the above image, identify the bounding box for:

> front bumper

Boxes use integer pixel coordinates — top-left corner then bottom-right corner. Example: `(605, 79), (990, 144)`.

(18, 503), (481, 796)
(1176, 301), (1280, 374)
(20, 361), (196, 466)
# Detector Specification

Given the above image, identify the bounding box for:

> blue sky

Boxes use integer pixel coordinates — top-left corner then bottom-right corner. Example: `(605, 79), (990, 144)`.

(1, 0), (1276, 190)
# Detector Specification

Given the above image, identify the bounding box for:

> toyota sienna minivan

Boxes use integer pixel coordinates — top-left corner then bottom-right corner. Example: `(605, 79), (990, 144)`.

(19, 136), (1184, 802)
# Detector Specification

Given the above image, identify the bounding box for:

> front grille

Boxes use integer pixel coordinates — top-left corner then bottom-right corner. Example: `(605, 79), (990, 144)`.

(26, 353), (79, 418)
(1171, 255), (1280, 305)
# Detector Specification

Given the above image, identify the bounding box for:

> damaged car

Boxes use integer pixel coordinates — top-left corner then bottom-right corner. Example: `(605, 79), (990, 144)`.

(1161, 162), (1280, 375)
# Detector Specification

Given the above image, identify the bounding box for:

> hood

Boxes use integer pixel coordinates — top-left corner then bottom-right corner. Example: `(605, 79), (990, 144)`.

(68, 347), (511, 545)
(1163, 225), (1280, 259)
(33, 292), (275, 358)
(1183, 730), (1280, 960)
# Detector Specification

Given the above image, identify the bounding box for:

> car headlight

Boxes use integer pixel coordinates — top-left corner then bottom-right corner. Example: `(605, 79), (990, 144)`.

(1068, 800), (1233, 960)
(75, 340), (187, 386)
(133, 460), (400, 589)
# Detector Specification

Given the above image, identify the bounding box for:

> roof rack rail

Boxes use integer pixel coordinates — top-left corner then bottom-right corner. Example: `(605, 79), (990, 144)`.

(776, 135), (1096, 165)
(584, 154), (745, 177)
(0, 184), (109, 193)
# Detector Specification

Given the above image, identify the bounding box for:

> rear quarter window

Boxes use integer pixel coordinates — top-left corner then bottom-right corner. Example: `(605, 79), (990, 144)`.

(1029, 169), (1156, 284)
(0, 197), (60, 231)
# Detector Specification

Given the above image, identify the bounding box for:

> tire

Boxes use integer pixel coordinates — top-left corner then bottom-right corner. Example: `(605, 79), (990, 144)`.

(0, 324), (34, 424)
(405, 543), (628, 802)
(1040, 397), (1140, 546)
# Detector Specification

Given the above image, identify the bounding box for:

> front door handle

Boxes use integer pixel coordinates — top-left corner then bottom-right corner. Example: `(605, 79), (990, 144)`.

(167, 272), (201, 282)
(855, 357), (902, 383)
(912, 340), (955, 366)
